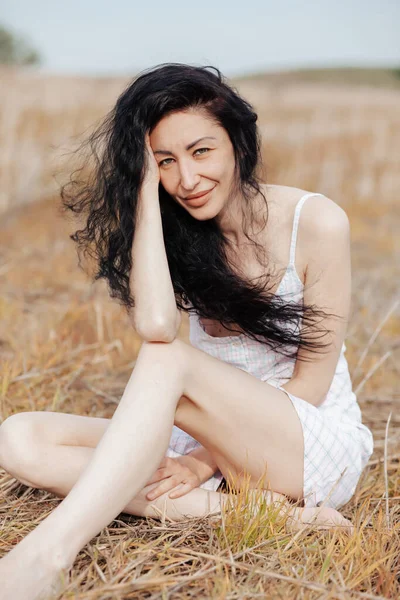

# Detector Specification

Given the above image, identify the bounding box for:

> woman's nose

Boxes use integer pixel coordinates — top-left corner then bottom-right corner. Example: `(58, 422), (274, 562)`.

(179, 160), (201, 191)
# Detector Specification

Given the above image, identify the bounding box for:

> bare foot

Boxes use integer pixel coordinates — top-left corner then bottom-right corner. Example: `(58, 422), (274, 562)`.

(286, 506), (354, 534)
(0, 542), (72, 600)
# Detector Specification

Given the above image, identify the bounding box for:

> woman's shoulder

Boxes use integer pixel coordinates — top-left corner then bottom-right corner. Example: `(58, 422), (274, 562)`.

(295, 188), (350, 240)
(264, 184), (349, 234)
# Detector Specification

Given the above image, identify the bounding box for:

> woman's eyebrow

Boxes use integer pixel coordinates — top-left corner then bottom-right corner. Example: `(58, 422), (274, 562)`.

(153, 136), (217, 156)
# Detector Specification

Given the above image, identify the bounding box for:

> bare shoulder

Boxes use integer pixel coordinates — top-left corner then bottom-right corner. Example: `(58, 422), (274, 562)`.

(266, 184), (350, 235)
(263, 184), (350, 282)
(293, 189), (351, 287)
(298, 190), (350, 239)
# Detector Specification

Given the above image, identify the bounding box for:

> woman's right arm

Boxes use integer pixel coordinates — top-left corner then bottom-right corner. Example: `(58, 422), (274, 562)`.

(129, 136), (181, 342)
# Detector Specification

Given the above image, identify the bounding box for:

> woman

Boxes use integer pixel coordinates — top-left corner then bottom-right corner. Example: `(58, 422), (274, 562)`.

(0, 63), (373, 599)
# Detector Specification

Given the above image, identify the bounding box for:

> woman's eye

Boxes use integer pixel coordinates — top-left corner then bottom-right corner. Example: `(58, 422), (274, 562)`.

(159, 148), (210, 167)
(194, 147), (210, 156)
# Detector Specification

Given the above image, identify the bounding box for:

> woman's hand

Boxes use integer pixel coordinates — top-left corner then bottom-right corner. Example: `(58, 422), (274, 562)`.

(141, 132), (160, 190)
(145, 456), (202, 501)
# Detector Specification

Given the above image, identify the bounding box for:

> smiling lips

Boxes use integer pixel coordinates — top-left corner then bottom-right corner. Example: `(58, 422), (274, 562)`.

(183, 186), (215, 207)
(185, 187), (214, 200)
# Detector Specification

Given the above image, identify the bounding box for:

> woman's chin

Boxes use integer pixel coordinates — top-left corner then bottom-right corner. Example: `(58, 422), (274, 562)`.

(187, 203), (219, 221)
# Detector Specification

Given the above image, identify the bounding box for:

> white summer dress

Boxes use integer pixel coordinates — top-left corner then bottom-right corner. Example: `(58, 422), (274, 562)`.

(165, 192), (374, 509)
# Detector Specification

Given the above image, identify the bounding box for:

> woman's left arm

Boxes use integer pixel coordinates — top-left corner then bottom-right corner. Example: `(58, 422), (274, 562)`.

(281, 195), (352, 407)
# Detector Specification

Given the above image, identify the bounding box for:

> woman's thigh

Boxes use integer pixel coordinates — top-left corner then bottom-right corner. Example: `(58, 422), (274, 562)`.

(161, 339), (304, 500)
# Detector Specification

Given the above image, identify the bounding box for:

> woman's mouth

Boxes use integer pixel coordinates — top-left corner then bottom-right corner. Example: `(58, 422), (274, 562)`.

(184, 186), (215, 207)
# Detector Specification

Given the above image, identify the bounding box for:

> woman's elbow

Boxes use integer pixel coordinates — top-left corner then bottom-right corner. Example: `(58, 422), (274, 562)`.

(130, 310), (182, 344)
(134, 321), (179, 344)
(139, 330), (178, 343)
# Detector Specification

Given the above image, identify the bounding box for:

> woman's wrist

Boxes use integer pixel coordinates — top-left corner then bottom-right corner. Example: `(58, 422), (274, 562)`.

(135, 185), (160, 221)
(138, 182), (159, 201)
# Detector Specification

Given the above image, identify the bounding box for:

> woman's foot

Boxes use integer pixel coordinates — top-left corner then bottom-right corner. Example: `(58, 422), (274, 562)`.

(286, 505), (354, 534)
(0, 540), (72, 600)
(224, 489), (354, 535)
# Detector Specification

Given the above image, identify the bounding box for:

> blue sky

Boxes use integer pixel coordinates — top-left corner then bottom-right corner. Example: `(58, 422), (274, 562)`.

(2, 0), (399, 77)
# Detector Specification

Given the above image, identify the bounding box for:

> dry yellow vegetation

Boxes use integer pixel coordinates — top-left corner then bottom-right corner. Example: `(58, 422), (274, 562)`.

(0, 66), (399, 598)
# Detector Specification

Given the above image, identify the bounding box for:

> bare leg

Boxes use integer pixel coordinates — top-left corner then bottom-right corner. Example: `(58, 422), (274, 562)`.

(1, 415), (354, 531)
(1, 442), (352, 542)
(0, 341), (235, 599)
(4, 442), (228, 520)
(0, 340), (354, 599)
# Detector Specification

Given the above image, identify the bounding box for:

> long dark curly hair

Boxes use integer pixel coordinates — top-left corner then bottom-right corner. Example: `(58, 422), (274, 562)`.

(60, 62), (341, 361)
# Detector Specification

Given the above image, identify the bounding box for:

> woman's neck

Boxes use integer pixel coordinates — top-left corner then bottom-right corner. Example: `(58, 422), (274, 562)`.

(214, 184), (268, 248)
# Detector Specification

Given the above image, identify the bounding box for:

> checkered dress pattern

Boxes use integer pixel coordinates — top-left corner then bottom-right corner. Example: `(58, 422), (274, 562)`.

(165, 192), (374, 509)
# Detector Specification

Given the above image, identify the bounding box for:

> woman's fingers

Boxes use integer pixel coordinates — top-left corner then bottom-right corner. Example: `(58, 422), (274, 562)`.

(167, 482), (194, 499)
(145, 459), (180, 485)
(146, 475), (184, 500)
(146, 474), (198, 501)
(145, 467), (169, 486)
(142, 131), (160, 188)
(144, 457), (201, 500)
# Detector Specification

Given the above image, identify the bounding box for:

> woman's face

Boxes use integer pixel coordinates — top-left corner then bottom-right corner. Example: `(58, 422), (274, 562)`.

(149, 109), (237, 220)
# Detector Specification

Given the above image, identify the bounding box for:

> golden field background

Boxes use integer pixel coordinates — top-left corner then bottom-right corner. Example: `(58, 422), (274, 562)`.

(0, 66), (400, 597)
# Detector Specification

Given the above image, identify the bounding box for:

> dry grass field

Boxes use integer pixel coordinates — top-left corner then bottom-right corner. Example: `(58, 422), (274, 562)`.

(0, 66), (400, 598)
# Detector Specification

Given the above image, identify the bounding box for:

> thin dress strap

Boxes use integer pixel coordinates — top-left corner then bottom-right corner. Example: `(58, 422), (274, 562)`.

(288, 192), (325, 267)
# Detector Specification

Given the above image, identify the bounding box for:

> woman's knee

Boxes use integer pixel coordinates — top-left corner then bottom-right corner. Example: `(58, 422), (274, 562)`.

(0, 413), (43, 483)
